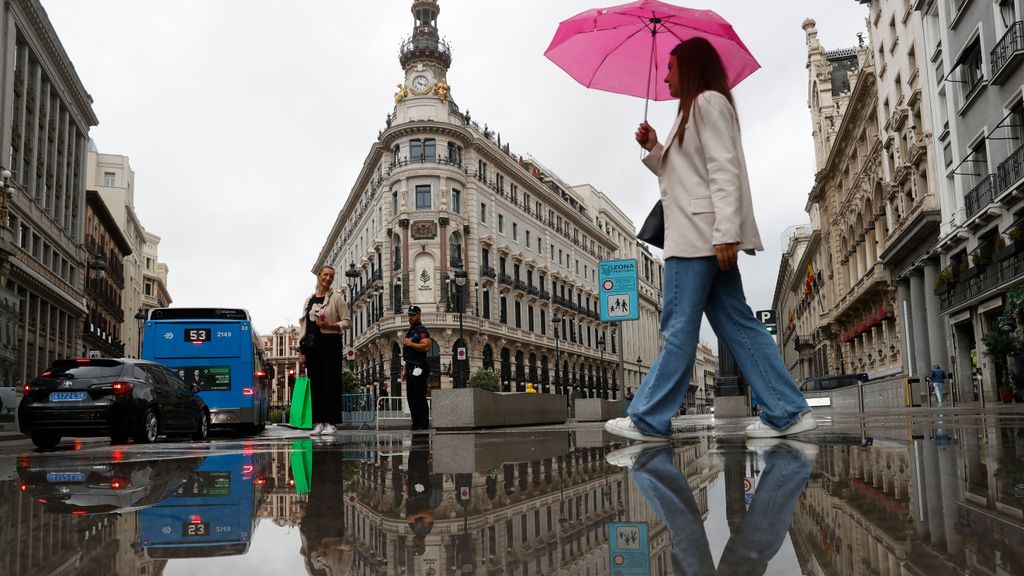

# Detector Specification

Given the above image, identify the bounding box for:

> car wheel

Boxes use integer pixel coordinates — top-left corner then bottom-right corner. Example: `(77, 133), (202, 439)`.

(31, 432), (60, 449)
(134, 409), (160, 444)
(191, 411), (210, 441)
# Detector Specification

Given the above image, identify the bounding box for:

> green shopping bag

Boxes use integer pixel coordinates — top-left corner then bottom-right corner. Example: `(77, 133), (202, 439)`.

(290, 438), (313, 494)
(289, 376), (312, 429)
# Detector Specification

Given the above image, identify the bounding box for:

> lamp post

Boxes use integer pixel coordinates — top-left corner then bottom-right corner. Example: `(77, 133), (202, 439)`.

(552, 314), (562, 395)
(134, 308), (146, 358)
(453, 263), (467, 388)
(345, 262), (360, 372)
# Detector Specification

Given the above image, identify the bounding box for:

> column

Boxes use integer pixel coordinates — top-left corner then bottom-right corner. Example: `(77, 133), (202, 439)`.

(897, 280), (916, 378)
(439, 217), (449, 308)
(922, 261), (949, 373)
(910, 272), (931, 389)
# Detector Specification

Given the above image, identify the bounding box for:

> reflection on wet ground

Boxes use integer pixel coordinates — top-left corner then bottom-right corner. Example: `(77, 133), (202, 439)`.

(0, 413), (1022, 575)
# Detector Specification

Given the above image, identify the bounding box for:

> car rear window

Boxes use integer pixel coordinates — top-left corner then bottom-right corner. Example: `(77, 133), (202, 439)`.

(47, 359), (124, 379)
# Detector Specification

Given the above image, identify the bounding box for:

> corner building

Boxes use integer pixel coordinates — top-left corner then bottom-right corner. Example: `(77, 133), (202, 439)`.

(315, 0), (662, 399)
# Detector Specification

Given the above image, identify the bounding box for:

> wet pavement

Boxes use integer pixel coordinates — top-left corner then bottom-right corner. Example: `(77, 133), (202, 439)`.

(0, 410), (1022, 575)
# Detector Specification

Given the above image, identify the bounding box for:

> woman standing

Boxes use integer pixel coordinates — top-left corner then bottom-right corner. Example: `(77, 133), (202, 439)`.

(299, 265), (351, 436)
(605, 38), (816, 442)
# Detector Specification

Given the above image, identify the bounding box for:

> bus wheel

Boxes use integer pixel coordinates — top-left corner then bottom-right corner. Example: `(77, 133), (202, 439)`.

(31, 432), (60, 449)
(134, 409), (160, 444)
(191, 411), (209, 441)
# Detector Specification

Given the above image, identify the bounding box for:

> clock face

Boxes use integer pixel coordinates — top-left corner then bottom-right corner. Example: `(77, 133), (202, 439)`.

(411, 75), (430, 93)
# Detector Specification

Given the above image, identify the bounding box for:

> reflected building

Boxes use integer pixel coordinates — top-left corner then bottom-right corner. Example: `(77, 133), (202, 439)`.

(790, 417), (1024, 574)
(260, 443), (307, 528)
(340, 433), (717, 575)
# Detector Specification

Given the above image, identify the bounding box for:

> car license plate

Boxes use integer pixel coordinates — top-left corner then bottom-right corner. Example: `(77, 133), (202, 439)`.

(182, 522), (210, 537)
(49, 391), (88, 402)
(46, 472), (85, 483)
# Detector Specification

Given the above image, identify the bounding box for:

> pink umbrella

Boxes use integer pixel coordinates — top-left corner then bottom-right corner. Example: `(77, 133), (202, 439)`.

(545, 0), (759, 116)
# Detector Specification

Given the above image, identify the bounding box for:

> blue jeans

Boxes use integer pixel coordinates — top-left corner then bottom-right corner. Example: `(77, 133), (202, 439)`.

(627, 257), (810, 436)
(630, 443), (814, 575)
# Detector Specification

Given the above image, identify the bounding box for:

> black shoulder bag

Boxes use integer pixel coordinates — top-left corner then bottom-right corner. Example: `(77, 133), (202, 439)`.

(299, 292), (331, 355)
(637, 201), (664, 249)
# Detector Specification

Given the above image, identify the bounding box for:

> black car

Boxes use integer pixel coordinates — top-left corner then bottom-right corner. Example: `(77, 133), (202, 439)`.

(19, 358), (210, 449)
(17, 454), (206, 516)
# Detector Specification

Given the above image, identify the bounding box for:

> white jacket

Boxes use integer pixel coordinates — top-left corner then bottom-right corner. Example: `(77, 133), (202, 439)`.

(642, 91), (764, 259)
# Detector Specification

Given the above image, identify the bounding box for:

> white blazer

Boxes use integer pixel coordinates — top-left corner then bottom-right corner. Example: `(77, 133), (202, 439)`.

(642, 91), (764, 259)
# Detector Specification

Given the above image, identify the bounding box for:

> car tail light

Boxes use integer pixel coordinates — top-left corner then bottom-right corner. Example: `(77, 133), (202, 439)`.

(19, 482), (28, 492)
(109, 477), (130, 490)
(112, 450), (124, 463)
(256, 477), (266, 486)
(22, 383), (31, 395)
(36, 498), (47, 504)
(40, 371), (51, 377)
(75, 359), (91, 363)
(254, 371), (266, 378)
(72, 509), (87, 515)
(242, 388), (254, 396)
(111, 382), (133, 395)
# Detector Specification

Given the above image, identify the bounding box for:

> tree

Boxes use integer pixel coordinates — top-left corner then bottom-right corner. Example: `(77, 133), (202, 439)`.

(341, 368), (358, 394)
(468, 368), (500, 392)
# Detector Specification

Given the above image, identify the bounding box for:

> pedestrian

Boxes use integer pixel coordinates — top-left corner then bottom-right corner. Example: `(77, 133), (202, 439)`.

(928, 362), (947, 406)
(300, 449), (353, 575)
(402, 306), (433, 430)
(299, 265), (351, 437)
(605, 37), (816, 442)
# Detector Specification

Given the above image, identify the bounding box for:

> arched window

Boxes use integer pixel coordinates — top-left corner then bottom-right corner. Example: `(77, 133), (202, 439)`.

(483, 344), (494, 370)
(449, 232), (462, 267)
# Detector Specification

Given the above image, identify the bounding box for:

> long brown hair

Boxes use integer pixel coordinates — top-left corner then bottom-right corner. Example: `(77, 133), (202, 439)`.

(670, 37), (735, 147)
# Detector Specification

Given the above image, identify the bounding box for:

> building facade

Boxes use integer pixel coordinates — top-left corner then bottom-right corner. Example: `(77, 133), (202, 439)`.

(916, 0), (1024, 405)
(261, 324), (301, 409)
(83, 190), (130, 357)
(798, 20), (905, 382)
(140, 230), (170, 311)
(0, 0), (98, 386)
(314, 0), (662, 400)
(774, 224), (824, 383)
(86, 148), (148, 357)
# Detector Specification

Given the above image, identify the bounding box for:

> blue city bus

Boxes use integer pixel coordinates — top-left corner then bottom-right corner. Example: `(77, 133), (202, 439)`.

(141, 308), (271, 433)
(139, 450), (270, 559)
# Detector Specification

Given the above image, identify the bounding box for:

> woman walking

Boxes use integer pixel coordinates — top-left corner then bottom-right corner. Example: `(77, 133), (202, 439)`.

(605, 38), (816, 442)
(299, 265), (351, 436)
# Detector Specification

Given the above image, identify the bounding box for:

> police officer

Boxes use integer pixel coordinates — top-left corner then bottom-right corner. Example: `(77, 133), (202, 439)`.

(402, 306), (433, 430)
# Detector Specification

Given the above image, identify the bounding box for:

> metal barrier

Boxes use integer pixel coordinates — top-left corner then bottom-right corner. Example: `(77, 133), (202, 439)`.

(342, 394), (376, 430)
(375, 396), (431, 429)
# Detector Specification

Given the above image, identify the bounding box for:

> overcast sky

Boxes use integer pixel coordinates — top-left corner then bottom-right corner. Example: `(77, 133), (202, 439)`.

(42, 0), (867, 346)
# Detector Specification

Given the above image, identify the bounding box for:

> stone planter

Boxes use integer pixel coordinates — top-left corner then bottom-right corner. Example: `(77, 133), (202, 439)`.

(934, 282), (955, 296)
(432, 431), (569, 473)
(994, 240), (1024, 262)
(574, 398), (626, 422)
(431, 388), (567, 430)
(959, 266), (983, 282)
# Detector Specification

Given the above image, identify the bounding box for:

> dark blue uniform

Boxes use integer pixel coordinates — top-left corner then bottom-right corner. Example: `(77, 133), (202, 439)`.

(403, 322), (431, 429)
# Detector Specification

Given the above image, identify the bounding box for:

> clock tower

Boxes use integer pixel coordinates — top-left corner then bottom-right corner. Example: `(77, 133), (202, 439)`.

(393, 0), (454, 123)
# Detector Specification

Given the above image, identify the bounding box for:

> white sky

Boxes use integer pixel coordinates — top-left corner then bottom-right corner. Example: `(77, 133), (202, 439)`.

(41, 1), (867, 347)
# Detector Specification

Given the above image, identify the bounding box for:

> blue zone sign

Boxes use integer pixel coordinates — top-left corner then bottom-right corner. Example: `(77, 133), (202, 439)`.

(608, 522), (649, 575)
(599, 259), (640, 322)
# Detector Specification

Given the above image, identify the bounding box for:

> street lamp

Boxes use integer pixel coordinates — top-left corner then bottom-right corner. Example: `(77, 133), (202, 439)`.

(552, 314), (562, 395)
(134, 308), (146, 358)
(345, 262), (360, 372)
(453, 263), (468, 388)
(0, 169), (13, 226)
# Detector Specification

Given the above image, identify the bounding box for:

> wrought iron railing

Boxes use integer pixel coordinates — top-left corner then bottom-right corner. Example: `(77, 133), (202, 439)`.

(480, 265), (496, 279)
(965, 174), (997, 220)
(991, 21), (1024, 79)
(940, 247), (1024, 311)
(997, 143), (1024, 197)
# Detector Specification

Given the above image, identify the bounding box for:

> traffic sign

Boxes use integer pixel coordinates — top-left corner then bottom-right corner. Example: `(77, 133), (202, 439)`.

(345, 349), (355, 361)
(456, 347), (467, 361)
(599, 260), (640, 322)
(608, 522), (649, 575)
(743, 477), (753, 493)
(756, 309), (777, 334)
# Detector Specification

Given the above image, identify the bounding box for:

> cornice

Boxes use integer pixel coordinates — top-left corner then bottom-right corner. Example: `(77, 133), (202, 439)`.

(12, 0), (98, 128)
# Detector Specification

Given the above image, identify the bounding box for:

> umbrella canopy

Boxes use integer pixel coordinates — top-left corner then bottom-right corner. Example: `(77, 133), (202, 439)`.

(545, 0), (759, 102)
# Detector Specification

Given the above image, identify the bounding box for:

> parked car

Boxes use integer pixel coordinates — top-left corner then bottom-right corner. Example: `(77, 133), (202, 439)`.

(19, 358), (210, 449)
(17, 454), (206, 516)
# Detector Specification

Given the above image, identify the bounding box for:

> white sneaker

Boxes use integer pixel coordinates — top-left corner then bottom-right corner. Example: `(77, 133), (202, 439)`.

(309, 423), (324, 436)
(604, 417), (670, 443)
(605, 443), (663, 469)
(745, 412), (817, 439)
(321, 424), (338, 436)
(745, 438), (819, 464)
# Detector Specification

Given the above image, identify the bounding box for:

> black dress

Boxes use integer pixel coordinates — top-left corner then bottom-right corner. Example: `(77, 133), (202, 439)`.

(305, 294), (344, 425)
